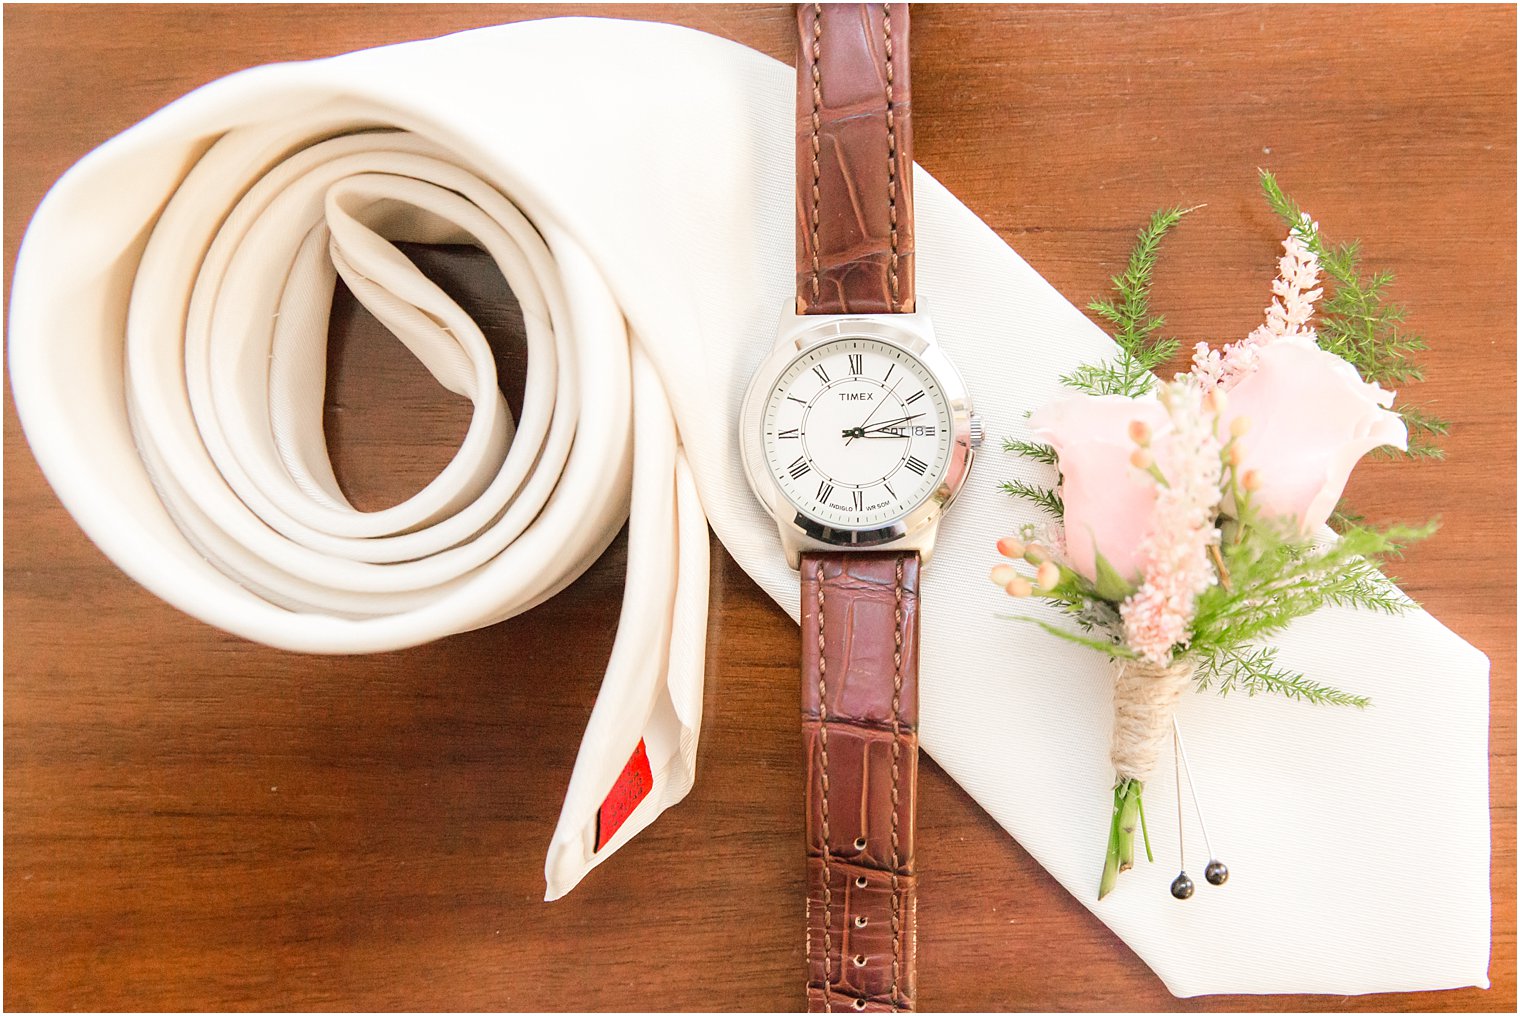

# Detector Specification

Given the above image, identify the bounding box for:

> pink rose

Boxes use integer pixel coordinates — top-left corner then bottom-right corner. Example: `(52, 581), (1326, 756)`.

(1223, 338), (1408, 533)
(1028, 395), (1169, 584)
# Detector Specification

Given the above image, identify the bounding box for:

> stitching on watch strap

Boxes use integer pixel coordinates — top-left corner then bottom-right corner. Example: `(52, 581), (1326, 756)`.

(883, 3), (900, 312)
(807, 2), (823, 311)
(815, 559), (835, 1011)
(890, 554), (904, 1008)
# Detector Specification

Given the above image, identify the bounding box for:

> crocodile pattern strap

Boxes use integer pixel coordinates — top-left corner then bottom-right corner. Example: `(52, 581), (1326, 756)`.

(801, 552), (920, 1012)
(796, 3), (915, 316)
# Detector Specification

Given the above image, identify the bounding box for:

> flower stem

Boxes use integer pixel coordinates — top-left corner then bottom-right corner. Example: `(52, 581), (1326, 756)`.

(1117, 779), (1141, 870)
(1099, 777), (1147, 899)
(1100, 785), (1124, 899)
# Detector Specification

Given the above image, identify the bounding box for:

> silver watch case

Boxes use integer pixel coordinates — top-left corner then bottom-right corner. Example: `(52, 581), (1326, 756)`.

(739, 301), (979, 569)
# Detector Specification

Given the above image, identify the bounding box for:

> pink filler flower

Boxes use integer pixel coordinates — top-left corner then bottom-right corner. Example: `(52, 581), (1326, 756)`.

(1192, 220), (1323, 391)
(1118, 381), (1224, 664)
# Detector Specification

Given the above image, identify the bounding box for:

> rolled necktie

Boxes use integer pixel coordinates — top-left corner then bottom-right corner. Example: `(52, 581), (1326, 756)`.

(7, 16), (1491, 998)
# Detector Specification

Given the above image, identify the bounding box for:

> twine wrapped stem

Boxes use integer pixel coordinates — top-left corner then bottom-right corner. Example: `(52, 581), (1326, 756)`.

(1112, 656), (1197, 781)
(1099, 655), (1197, 899)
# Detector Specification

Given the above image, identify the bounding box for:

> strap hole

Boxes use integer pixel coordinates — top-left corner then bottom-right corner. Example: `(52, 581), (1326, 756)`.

(855, 875), (869, 889)
(854, 915), (868, 928)
(853, 954), (868, 967)
(852, 998), (868, 1011)
(853, 836), (867, 851)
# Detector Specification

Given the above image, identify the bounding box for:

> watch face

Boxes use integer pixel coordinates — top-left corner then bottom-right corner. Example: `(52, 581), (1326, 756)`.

(761, 336), (953, 529)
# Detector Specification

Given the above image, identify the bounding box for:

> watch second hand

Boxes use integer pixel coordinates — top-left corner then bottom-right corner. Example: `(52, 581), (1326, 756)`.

(845, 378), (902, 445)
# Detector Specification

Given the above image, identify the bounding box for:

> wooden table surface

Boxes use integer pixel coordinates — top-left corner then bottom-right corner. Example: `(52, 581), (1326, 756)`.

(4, 4), (1514, 1012)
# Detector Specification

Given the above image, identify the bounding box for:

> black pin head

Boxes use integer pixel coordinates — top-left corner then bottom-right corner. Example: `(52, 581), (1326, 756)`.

(1170, 871), (1195, 899)
(1205, 859), (1229, 886)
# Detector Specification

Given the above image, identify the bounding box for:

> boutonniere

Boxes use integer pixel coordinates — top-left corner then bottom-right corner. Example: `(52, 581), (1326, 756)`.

(993, 171), (1445, 899)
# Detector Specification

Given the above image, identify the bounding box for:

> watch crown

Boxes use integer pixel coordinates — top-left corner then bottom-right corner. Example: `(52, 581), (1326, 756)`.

(969, 413), (985, 449)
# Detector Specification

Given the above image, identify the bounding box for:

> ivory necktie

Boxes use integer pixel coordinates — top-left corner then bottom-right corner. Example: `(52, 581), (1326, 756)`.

(7, 17), (1491, 997)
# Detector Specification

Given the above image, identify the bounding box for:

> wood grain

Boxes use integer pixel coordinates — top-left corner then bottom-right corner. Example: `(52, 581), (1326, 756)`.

(4, 4), (1513, 1011)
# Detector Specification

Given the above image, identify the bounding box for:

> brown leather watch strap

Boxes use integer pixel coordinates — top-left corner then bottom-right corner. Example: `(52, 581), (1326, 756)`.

(796, 3), (915, 316)
(801, 552), (920, 1012)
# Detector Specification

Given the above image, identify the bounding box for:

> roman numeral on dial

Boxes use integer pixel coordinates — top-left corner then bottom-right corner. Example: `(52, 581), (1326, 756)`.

(817, 481), (834, 503)
(848, 354), (863, 375)
(905, 456), (929, 476)
(777, 428), (799, 439)
(905, 390), (925, 405)
(789, 457), (811, 479)
(813, 364), (830, 383)
(852, 489), (864, 511)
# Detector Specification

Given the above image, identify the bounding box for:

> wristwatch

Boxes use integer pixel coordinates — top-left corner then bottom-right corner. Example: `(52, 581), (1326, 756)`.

(739, 5), (982, 1011)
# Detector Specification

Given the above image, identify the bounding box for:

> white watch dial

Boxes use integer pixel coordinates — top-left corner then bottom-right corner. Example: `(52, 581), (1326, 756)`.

(762, 337), (953, 529)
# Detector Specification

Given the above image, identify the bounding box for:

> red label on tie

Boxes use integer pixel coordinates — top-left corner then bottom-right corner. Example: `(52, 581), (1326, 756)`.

(596, 738), (653, 851)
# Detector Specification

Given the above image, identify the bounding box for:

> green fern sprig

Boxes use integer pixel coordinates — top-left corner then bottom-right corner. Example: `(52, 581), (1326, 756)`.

(999, 478), (1063, 518)
(1061, 205), (1194, 397)
(1386, 404), (1451, 459)
(1327, 500), (1366, 531)
(1002, 438), (1057, 464)
(1194, 644), (1371, 708)
(1259, 170), (1447, 458)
